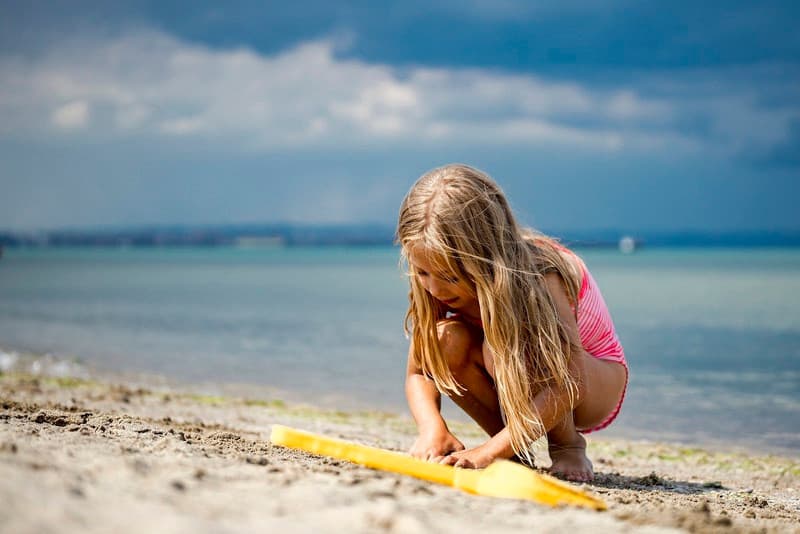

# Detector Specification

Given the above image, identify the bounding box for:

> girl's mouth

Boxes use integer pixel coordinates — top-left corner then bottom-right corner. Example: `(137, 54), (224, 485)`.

(441, 297), (459, 305)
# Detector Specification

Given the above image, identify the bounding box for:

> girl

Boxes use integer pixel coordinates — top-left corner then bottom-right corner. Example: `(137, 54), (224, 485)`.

(397, 164), (628, 482)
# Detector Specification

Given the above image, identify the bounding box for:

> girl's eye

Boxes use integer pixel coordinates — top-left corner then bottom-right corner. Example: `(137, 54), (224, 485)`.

(415, 268), (457, 284)
(434, 272), (458, 283)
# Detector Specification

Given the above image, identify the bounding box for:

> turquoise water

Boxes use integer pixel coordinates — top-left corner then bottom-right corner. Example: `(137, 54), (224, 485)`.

(0, 246), (798, 454)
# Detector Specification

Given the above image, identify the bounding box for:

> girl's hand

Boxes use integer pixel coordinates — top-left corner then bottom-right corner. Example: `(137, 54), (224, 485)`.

(409, 428), (465, 461)
(438, 443), (496, 469)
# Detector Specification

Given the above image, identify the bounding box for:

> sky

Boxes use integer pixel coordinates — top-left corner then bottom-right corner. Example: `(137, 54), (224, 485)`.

(1, 0), (799, 233)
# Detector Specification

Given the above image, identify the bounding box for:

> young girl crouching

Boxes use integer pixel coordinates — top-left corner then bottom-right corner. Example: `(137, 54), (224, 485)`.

(397, 164), (628, 482)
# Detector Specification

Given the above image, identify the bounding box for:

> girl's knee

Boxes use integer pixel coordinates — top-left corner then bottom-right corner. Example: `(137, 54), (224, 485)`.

(436, 319), (476, 374)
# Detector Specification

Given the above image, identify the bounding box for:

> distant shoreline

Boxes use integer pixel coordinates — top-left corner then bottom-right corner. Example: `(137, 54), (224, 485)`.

(2, 224), (800, 249)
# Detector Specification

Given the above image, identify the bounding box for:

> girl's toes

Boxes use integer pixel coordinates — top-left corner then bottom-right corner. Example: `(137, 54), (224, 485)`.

(550, 466), (593, 483)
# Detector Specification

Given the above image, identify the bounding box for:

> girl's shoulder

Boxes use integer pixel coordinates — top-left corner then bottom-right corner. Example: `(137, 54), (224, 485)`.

(527, 235), (583, 271)
(524, 234), (585, 305)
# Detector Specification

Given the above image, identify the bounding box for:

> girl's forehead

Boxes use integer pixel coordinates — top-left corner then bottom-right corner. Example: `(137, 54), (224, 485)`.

(407, 244), (454, 272)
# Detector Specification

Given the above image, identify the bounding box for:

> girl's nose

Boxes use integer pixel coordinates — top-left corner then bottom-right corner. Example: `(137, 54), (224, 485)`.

(427, 279), (446, 299)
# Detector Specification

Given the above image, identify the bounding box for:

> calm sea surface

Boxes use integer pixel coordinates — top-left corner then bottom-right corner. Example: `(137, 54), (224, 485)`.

(1, 246), (798, 454)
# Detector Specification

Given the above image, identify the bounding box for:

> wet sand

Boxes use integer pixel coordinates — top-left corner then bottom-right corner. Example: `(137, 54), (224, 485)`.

(1, 373), (798, 533)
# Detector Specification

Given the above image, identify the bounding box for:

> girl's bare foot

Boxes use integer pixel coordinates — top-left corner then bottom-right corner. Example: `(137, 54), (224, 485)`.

(548, 433), (594, 482)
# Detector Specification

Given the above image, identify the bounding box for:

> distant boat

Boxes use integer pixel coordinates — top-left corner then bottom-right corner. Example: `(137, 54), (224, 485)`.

(618, 236), (636, 254)
(234, 236), (285, 248)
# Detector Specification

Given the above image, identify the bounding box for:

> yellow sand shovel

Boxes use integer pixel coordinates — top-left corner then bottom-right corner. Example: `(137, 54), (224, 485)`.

(270, 424), (606, 510)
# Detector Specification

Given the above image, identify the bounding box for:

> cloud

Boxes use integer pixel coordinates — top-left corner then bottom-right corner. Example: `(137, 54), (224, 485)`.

(51, 99), (90, 129)
(0, 29), (797, 163)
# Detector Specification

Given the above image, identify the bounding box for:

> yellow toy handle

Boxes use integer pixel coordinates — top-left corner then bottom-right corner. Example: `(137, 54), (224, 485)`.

(270, 425), (606, 510)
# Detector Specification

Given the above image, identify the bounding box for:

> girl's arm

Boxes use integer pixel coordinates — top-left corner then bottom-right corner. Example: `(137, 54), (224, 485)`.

(405, 345), (465, 459)
(442, 382), (574, 467)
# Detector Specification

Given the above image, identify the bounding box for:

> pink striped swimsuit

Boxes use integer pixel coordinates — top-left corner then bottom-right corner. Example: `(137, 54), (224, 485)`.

(569, 252), (628, 433)
(451, 244), (628, 433)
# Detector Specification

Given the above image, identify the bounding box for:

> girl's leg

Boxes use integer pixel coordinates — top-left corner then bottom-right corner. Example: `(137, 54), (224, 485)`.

(441, 320), (626, 481)
(548, 353), (627, 482)
(436, 319), (504, 437)
(546, 413), (592, 482)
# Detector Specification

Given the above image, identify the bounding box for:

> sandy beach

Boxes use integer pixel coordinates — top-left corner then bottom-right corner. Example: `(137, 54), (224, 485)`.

(1, 372), (798, 534)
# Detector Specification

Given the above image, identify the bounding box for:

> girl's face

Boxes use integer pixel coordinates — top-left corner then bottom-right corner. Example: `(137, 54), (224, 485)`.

(407, 245), (477, 311)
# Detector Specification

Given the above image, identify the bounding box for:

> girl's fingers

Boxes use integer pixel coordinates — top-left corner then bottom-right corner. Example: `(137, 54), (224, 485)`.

(454, 455), (471, 468)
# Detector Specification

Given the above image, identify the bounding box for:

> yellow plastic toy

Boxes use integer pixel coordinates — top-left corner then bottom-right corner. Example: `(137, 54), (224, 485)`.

(270, 424), (606, 510)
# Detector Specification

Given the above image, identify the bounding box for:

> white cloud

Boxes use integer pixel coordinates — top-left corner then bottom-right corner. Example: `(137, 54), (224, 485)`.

(0, 29), (796, 158)
(606, 90), (669, 120)
(115, 104), (152, 129)
(51, 99), (90, 129)
(159, 116), (206, 136)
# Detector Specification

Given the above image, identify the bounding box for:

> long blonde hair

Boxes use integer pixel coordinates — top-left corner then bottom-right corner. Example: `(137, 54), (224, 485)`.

(397, 163), (583, 463)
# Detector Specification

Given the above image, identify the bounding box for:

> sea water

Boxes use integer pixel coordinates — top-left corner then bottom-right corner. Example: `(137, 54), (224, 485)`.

(0, 246), (798, 454)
